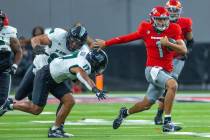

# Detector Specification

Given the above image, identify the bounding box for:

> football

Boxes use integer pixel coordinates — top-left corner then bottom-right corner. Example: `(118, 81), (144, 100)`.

(167, 38), (177, 51)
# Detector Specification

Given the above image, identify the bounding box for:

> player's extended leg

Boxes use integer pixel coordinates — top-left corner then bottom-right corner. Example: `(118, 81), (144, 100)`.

(55, 79), (71, 124)
(15, 65), (34, 100)
(54, 93), (75, 129)
(1, 66), (48, 116)
(113, 83), (164, 129)
(154, 91), (166, 125)
(13, 100), (44, 115)
(0, 72), (11, 109)
(48, 80), (74, 138)
(113, 67), (166, 129)
(147, 67), (182, 132)
(48, 94), (75, 138)
(0, 65), (53, 116)
(154, 58), (185, 125)
(113, 96), (153, 129)
(162, 78), (182, 132)
(0, 95), (45, 116)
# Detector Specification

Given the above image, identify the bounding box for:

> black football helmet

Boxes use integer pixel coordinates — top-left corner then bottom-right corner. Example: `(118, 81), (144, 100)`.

(86, 48), (108, 74)
(0, 10), (6, 30)
(66, 25), (88, 51)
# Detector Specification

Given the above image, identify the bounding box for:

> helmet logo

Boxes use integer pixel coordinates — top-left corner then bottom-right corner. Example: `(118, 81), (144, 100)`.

(79, 27), (86, 37)
(95, 54), (104, 63)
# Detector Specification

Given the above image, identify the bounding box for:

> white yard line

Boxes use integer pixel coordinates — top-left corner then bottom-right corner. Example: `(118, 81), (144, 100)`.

(167, 132), (210, 138)
(31, 119), (156, 126)
(1, 118), (210, 138)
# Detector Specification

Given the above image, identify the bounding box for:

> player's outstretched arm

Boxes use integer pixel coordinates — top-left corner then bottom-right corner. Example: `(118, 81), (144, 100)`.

(70, 67), (106, 100)
(94, 31), (141, 48)
(31, 34), (51, 48)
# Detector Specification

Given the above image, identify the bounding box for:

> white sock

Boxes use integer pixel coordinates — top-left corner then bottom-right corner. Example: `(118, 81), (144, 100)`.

(51, 125), (59, 130)
(164, 114), (171, 118)
(127, 109), (130, 115)
(9, 104), (13, 110)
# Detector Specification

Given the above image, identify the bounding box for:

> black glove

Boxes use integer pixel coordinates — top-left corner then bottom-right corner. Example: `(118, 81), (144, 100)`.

(47, 53), (59, 63)
(33, 45), (48, 55)
(10, 64), (18, 75)
(186, 38), (194, 53)
(92, 87), (107, 100)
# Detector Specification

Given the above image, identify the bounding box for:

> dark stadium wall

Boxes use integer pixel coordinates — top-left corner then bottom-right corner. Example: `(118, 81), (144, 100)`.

(104, 43), (210, 91)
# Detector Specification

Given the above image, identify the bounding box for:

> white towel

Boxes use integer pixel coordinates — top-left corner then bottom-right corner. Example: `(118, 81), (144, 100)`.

(150, 67), (163, 81)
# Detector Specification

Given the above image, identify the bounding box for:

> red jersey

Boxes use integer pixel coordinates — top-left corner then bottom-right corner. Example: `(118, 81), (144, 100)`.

(176, 17), (192, 40)
(105, 21), (182, 72)
(173, 17), (192, 58)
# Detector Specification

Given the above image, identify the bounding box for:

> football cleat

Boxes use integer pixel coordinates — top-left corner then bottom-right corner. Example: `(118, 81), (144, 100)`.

(48, 126), (73, 138)
(113, 107), (128, 129)
(60, 124), (74, 137)
(154, 115), (163, 125)
(163, 122), (182, 132)
(0, 98), (13, 117)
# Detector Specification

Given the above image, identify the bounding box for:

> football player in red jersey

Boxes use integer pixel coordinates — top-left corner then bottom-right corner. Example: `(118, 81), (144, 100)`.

(95, 6), (187, 132)
(154, 0), (194, 125)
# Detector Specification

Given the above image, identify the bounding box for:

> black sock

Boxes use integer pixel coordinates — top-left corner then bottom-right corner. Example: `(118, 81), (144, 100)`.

(122, 109), (128, 117)
(157, 108), (163, 117)
(164, 117), (171, 124)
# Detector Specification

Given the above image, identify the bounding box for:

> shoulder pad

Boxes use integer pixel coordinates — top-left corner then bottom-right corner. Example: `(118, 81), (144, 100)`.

(179, 17), (192, 26)
(1, 26), (17, 38)
(47, 28), (67, 41)
(137, 20), (151, 32)
(54, 28), (67, 34)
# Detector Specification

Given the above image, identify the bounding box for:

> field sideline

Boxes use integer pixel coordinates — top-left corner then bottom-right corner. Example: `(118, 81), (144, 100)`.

(0, 91), (210, 140)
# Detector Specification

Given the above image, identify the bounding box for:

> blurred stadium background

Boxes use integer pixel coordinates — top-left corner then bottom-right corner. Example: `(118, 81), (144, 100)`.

(1, 0), (210, 139)
(1, 0), (210, 90)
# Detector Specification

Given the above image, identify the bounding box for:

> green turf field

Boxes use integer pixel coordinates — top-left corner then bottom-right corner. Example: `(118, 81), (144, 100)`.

(0, 93), (210, 140)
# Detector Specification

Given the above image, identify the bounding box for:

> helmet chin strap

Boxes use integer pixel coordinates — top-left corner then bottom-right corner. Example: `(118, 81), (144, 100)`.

(67, 45), (78, 52)
(0, 24), (3, 31)
(154, 26), (165, 33)
(153, 21), (169, 32)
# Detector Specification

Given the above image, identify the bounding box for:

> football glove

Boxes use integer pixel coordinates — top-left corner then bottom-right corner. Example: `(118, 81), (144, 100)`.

(92, 87), (107, 100)
(33, 45), (48, 55)
(186, 38), (194, 53)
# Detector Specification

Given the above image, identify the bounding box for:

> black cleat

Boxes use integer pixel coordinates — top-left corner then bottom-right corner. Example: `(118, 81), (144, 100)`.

(0, 98), (13, 117)
(163, 122), (182, 132)
(48, 127), (73, 138)
(154, 115), (163, 125)
(60, 124), (74, 137)
(113, 107), (128, 129)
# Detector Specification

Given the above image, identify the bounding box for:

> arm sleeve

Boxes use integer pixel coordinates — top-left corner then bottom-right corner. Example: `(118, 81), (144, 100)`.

(105, 22), (145, 46)
(76, 72), (92, 91)
(105, 32), (141, 46)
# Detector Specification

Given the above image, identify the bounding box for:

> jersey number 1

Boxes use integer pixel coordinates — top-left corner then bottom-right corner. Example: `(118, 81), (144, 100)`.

(156, 41), (163, 58)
